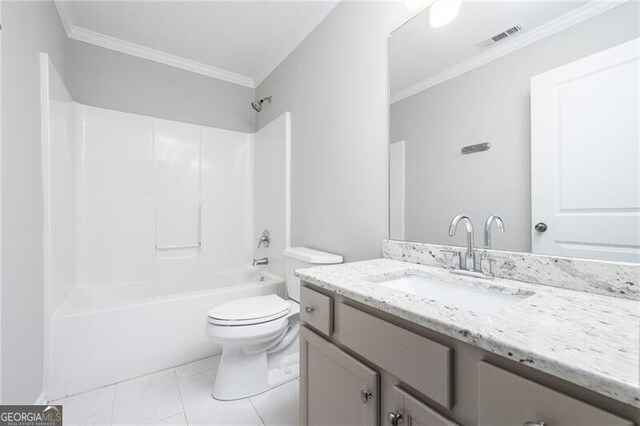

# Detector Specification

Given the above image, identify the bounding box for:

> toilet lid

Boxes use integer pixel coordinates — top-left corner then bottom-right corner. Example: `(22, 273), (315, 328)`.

(207, 295), (290, 326)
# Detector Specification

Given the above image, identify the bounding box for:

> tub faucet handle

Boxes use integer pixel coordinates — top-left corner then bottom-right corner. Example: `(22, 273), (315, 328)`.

(257, 229), (271, 249)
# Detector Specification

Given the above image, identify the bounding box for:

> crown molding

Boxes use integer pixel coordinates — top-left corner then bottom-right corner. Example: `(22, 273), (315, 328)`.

(54, 0), (255, 88)
(68, 26), (256, 88)
(253, 1), (340, 87)
(54, 0), (74, 36)
(391, 0), (628, 104)
(54, 1), (339, 90)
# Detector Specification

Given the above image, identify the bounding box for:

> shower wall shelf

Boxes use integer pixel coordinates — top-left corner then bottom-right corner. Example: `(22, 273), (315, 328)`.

(155, 243), (202, 250)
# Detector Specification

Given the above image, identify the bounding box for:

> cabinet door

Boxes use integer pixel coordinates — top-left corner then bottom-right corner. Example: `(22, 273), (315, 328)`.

(389, 386), (459, 426)
(301, 326), (379, 426)
(478, 362), (634, 426)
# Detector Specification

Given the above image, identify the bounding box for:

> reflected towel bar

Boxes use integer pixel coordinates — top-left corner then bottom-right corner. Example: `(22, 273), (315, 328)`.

(461, 142), (491, 155)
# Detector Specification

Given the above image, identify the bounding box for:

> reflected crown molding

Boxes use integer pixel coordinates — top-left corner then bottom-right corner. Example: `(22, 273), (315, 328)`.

(391, 0), (629, 104)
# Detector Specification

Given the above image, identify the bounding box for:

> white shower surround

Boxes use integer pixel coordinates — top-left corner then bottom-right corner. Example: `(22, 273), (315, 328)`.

(40, 54), (291, 399)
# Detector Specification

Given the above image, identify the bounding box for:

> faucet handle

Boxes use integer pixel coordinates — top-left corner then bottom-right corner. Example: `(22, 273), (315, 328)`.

(478, 252), (496, 278)
(440, 249), (462, 269)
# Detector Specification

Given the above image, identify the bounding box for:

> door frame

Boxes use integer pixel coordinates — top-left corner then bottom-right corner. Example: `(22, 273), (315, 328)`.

(389, 140), (406, 240)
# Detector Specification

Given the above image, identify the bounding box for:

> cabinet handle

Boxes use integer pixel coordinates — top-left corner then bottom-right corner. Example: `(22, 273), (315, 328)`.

(524, 422), (545, 426)
(304, 306), (315, 314)
(388, 412), (403, 426)
(360, 389), (372, 404)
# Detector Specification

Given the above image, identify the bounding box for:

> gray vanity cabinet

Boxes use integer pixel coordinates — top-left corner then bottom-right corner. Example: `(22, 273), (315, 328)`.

(337, 303), (452, 409)
(300, 286), (334, 336)
(390, 386), (459, 426)
(300, 326), (380, 426)
(300, 284), (638, 426)
(478, 362), (634, 426)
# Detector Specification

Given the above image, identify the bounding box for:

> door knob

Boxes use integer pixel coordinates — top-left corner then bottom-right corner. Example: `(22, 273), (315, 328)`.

(304, 306), (315, 314)
(388, 412), (403, 426)
(534, 222), (548, 232)
(360, 390), (372, 404)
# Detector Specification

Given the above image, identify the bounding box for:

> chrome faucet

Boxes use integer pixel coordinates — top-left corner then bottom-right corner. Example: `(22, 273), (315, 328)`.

(257, 229), (270, 249)
(448, 214), (475, 271)
(445, 214), (495, 279)
(484, 215), (505, 249)
(253, 257), (269, 266)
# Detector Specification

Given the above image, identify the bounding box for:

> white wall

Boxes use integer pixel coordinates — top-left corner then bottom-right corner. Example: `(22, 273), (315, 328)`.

(254, 112), (291, 278)
(1, 0), (69, 404)
(75, 105), (254, 289)
(256, 2), (407, 262)
(390, 2), (640, 252)
(66, 40), (256, 133)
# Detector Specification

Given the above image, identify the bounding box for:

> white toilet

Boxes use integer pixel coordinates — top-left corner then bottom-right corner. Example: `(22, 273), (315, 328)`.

(206, 247), (342, 400)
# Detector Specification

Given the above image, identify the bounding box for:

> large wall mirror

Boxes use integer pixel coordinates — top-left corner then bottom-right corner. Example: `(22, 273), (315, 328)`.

(389, 0), (639, 263)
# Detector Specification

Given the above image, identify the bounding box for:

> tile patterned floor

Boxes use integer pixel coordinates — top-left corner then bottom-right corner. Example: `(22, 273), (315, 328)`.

(52, 355), (300, 426)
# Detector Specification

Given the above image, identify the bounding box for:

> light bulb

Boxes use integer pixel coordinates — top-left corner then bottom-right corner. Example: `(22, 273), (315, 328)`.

(429, 0), (461, 28)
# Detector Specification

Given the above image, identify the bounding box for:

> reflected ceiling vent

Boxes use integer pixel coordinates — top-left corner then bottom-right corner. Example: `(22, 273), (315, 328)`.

(476, 23), (525, 49)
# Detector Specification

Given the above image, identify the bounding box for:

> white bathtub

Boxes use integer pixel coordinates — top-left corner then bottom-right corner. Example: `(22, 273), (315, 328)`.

(46, 268), (285, 400)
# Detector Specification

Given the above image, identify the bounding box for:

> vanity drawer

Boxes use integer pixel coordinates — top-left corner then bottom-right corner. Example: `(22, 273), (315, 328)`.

(300, 286), (333, 336)
(478, 362), (634, 426)
(337, 303), (452, 409)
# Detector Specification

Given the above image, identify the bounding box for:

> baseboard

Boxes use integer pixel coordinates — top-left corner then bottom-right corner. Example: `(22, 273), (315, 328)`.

(33, 392), (47, 405)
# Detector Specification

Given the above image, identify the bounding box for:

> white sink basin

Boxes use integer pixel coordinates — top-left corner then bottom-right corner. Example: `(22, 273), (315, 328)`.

(369, 273), (531, 314)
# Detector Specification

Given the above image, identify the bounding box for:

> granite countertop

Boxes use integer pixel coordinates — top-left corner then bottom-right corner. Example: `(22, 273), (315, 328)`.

(295, 258), (640, 408)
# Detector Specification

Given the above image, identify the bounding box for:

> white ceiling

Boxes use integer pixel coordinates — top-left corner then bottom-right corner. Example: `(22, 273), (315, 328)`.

(389, 1), (616, 102)
(56, 1), (340, 88)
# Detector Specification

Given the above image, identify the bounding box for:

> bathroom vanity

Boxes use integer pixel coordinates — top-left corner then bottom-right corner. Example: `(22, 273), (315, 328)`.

(306, 2), (640, 424)
(296, 242), (640, 426)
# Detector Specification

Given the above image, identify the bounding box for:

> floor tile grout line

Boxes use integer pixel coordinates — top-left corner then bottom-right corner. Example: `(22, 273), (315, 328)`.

(109, 382), (117, 426)
(57, 355), (288, 426)
(173, 369), (190, 426)
(248, 397), (266, 426)
(175, 355), (221, 381)
(146, 411), (187, 425)
(58, 354), (221, 404)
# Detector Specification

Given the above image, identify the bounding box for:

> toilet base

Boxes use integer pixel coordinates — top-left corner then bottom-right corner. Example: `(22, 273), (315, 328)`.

(211, 335), (299, 401)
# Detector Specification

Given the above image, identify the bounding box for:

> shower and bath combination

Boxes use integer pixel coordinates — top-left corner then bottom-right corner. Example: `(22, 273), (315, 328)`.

(251, 96), (272, 112)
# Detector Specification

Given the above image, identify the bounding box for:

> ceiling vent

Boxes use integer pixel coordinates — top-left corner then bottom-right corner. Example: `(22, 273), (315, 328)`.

(476, 23), (525, 49)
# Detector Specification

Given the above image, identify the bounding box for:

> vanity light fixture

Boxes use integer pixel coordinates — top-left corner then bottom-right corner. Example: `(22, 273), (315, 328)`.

(429, 0), (462, 28)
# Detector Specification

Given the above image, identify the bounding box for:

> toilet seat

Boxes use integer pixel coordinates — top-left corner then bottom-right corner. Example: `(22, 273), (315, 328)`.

(206, 298), (299, 347)
(208, 294), (290, 326)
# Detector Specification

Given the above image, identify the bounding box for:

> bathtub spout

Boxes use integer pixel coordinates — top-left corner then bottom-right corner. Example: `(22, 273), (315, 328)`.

(253, 257), (269, 266)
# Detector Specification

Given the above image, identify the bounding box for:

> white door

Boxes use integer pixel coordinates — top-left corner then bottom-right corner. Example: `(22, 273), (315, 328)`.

(390, 141), (406, 240)
(531, 38), (640, 262)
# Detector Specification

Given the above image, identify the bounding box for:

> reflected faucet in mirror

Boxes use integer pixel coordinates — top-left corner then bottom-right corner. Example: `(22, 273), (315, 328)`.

(484, 215), (505, 249)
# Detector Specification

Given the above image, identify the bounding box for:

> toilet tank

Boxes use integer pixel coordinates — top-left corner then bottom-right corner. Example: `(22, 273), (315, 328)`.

(283, 247), (343, 302)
